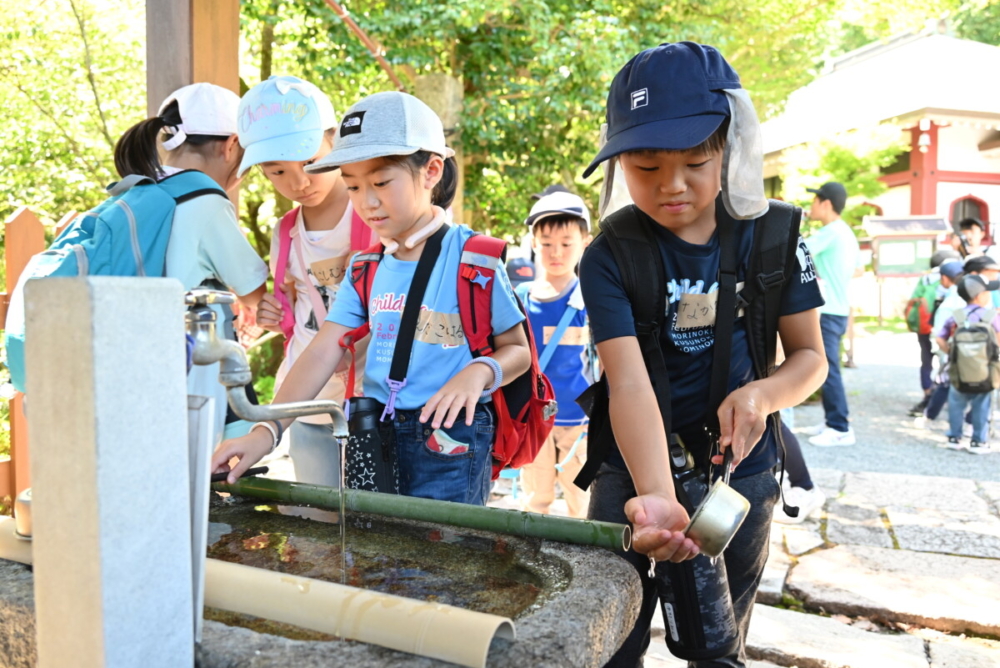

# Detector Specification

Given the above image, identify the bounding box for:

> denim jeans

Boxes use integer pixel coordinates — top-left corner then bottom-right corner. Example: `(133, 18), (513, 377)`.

(947, 389), (991, 443)
(820, 314), (850, 431)
(918, 333), (934, 392)
(391, 404), (495, 505)
(589, 464), (780, 668)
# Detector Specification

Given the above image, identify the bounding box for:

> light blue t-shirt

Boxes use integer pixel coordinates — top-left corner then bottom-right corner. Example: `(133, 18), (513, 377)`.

(328, 225), (525, 409)
(804, 219), (859, 317)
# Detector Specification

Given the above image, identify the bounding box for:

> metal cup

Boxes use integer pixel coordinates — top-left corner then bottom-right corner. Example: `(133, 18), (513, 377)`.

(683, 452), (750, 558)
(13, 488), (32, 541)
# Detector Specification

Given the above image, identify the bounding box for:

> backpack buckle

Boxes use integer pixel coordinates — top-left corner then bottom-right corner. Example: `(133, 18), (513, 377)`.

(756, 270), (785, 293)
(461, 265), (492, 289)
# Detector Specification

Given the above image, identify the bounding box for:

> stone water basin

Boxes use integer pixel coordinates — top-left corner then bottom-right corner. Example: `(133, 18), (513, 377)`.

(0, 493), (640, 668)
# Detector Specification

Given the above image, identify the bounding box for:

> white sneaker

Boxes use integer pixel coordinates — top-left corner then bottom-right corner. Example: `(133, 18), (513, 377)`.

(809, 427), (856, 447)
(773, 486), (826, 524)
(799, 423), (828, 436)
(968, 441), (997, 455)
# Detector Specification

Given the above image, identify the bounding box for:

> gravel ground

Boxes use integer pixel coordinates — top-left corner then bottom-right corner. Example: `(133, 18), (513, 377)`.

(790, 328), (1000, 482)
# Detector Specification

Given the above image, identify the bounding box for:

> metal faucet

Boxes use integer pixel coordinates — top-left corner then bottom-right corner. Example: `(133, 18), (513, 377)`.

(184, 289), (348, 438)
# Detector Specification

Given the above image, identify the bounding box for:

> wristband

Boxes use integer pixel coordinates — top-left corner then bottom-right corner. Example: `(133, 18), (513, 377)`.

(467, 356), (503, 398)
(251, 421), (279, 454)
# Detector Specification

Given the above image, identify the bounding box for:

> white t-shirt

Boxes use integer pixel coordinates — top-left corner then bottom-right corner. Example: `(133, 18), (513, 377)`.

(163, 167), (269, 442)
(269, 203), (364, 424)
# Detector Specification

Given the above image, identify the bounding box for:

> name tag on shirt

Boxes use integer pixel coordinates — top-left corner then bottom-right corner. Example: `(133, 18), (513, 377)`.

(310, 256), (348, 287)
(415, 311), (466, 347)
(674, 281), (745, 330)
(543, 325), (589, 346)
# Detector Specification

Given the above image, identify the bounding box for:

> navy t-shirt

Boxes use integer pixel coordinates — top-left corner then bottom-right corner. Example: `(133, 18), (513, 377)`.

(580, 205), (824, 479)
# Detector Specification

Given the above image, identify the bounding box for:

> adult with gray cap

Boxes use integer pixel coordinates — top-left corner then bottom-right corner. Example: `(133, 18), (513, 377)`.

(802, 182), (860, 447)
(935, 273), (1000, 454)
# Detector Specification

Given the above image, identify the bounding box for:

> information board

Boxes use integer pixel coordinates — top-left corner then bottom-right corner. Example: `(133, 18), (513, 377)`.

(873, 236), (936, 277)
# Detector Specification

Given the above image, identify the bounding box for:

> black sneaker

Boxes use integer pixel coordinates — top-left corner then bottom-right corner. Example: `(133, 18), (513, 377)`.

(908, 397), (929, 417)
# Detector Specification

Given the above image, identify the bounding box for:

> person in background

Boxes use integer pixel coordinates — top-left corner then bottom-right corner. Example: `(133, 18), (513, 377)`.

(924, 260), (965, 423)
(801, 182), (860, 447)
(955, 217), (989, 258)
(515, 191), (593, 518)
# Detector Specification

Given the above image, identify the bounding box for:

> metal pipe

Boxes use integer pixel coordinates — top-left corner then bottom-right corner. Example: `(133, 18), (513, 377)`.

(225, 387), (348, 439)
(213, 478), (632, 552)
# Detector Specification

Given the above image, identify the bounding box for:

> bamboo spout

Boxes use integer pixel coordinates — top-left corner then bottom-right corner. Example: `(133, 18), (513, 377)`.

(213, 477), (632, 551)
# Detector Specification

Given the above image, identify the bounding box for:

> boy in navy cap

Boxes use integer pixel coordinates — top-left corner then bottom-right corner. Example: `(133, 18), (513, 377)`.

(578, 43), (826, 666)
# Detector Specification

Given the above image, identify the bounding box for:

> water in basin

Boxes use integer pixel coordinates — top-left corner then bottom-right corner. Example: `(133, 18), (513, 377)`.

(205, 494), (569, 640)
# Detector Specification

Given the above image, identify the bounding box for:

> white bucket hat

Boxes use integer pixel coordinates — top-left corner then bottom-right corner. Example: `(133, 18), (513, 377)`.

(307, 91), (455, 173)
(525, 191), (592, 228)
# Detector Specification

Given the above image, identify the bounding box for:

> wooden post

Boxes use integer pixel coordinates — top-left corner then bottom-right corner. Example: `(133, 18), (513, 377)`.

(1, 207), (46, 499)
(146, 0), (240, 115)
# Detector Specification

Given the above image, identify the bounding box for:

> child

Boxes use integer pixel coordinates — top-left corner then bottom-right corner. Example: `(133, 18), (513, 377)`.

(236, 76), (373, 487)
(935, 273), (1000, 454)
(114, 82), (269, 444)
(577, 43), (826, 666)
(516, 191), (593, 518)
(212, 91), (530, 505)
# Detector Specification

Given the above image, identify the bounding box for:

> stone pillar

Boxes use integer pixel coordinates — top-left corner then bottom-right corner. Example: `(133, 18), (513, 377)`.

(26, 277), (192, 668)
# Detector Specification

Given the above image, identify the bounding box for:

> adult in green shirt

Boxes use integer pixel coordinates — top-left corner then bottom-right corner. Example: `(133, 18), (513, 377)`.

(803, 182), (859, 446)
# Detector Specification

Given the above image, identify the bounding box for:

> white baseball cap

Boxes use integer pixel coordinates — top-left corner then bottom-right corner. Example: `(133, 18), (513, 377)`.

(236, 76), (338, 177)
(306, 91), (454, 173)
(157, 83), (240, 151)
(525, 191), (592, 228)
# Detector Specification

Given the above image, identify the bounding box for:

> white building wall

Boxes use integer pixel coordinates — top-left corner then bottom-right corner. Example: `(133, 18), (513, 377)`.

(936, 126), (1000, 173)
(872, 184), (911, 217)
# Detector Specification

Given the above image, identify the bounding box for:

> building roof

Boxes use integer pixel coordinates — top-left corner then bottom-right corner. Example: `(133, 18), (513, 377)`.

(761, 32), (1000, 155)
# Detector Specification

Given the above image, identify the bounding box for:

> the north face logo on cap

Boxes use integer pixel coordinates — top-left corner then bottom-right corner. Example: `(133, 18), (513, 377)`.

(341, 111), (365, 136)
(631, 88), (648, 110)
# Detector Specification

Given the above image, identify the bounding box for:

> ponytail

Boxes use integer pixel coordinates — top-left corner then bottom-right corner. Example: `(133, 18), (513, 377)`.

(113, 116), (167, 179)
(385, 151), (458, 210)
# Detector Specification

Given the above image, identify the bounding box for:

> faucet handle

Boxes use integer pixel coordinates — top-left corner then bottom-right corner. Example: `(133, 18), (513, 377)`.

(185, 289), (236, 307)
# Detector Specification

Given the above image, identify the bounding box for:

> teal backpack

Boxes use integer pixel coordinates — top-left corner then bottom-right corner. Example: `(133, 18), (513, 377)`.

(4, 170), (225, 392)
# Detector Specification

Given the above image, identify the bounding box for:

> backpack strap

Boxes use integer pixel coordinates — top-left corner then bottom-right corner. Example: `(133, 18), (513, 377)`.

(107, 174), (154, 196)
(575, 205), (668, 489)
(381, 226), (448, 420)
(538, 301), (580, 373)
(459, 235), (508, 358)
(273, 208), (299, 344)
(155, 169), (228, 204)
(350, 208), (376, 251)
(739, 200), (802, 379)
(704, 212), (740, 445)
(954, 308), (968, 327)
(339, 241), (387, 409)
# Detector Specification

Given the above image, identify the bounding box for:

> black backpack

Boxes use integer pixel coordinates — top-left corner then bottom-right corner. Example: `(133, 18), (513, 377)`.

(574, 199), (802, 489)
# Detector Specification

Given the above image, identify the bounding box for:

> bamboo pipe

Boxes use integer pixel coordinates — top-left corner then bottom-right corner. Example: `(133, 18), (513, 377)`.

(204, 559), (513, 668)
(213, 478), (632, 551)
(0, 519), (514, 668)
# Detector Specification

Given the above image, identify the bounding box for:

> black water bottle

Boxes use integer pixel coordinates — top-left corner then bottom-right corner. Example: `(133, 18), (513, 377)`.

(346, 397), (400, 494)
(654, 437), (740, 661)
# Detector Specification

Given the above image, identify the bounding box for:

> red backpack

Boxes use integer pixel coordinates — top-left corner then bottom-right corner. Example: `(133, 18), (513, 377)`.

(339, 232), (557, 479)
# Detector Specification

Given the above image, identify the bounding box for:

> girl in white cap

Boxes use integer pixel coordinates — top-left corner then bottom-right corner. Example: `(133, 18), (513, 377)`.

(114, 82), (269, 444)
(213, 92), (531, 506)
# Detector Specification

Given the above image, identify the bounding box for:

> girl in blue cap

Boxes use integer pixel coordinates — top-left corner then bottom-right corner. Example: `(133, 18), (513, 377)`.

(578, 43), (827, 667)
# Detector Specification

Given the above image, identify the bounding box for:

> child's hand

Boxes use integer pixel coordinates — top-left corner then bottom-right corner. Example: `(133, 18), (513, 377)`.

(256, 292), (285, 333)
(419, 363), (495, 429)
(625, 493), (700, 562)
(714, 383), (769, 468)
(211, 429), (273, 484)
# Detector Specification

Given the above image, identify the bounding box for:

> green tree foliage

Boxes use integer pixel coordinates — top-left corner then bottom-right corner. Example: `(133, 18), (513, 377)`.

(0, 0), (145, 225)
(953, 0), (1000, 45)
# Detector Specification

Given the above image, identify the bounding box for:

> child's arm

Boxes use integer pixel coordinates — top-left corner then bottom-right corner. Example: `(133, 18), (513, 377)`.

(211, 320), (351, 482)
(598, 336), (700, 563)
(420, 324), (531, 430)
(714, 308), (826, 466)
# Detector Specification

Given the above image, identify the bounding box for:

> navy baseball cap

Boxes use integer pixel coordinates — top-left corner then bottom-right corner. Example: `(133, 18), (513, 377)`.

(806, 182), (848, 214)
(583, 42), (739, 178)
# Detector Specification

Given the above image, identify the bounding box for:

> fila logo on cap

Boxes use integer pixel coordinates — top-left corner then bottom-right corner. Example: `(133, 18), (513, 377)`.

(341, 111), (365, 136)
(631, 88), (648, 110)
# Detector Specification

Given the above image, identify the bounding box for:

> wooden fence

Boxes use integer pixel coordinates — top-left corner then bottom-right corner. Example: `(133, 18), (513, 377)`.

(0, 208), (75, 502)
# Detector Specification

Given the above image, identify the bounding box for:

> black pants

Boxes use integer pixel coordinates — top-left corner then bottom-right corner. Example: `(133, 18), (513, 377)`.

(590, 464), (780, 668)
(778, 421), (812, 490)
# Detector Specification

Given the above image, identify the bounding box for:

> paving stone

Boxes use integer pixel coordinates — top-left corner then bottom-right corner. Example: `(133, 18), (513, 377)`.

(979, 481), (1000, 512)
(842, 472), (987, 514)
(887, 506), (1000, 558)
(809, 467), (845, 497)
(929, 636), (1000, 668)
(757, 541), (791, 604)
(783, 525), (826, 556)
(747, 604), (927, 668)
(787, 545), (1000, 635)
(824, 499), (893, 549)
